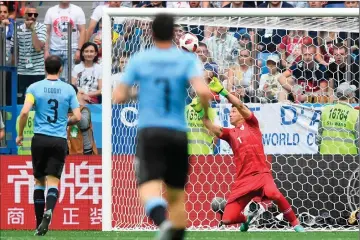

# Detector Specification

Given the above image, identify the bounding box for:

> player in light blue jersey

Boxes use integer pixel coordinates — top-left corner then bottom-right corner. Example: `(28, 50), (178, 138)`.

(16, 55), (81, 236)
(113, 13), (211, 240)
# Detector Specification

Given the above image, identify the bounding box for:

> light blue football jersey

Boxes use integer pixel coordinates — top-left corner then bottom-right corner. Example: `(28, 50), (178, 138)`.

(122, 46), (203, 131)
(26, 79), (80, 139)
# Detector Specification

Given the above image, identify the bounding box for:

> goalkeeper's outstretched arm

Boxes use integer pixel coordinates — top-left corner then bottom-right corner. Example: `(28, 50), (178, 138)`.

(208, 77), (252, 119)
(190, 76), (212, 118)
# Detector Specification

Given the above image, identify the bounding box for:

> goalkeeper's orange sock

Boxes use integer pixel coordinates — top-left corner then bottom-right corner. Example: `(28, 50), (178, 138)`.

(275, 195), (299, 226)
(33, 186), (45, 228)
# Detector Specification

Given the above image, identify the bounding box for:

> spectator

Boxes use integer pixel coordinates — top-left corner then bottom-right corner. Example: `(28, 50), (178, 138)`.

(326, 43), (359, 102)
(71, 42), (102, 104)
(308, 1), (327, 8)
(67, 84), (98, 155)
(288, 1), (309, 8)
(237, 33), (252, 51)
(87, 1), (122, 42)
(112, 51), (130, 76)
(202, 1), (230, 8)
(0, 1), (26, 19)
(227, 48), (257, 103)
(44, 1), (86, 82)
(138, 20), (153, 50)
(89, 18), (103, 62)
(344, 1), (359, 8)
(0, 3), (14, 65)
(258, 1), (294, 8)
(279, 44), (329, 103)
(189, 1), (201, 8)
(173, 24), (184, 47)
(257, 2), (293, 70)
(14, 6), (46, 104)
(195, 42), (217, 66)
(166, 1), (190, 8)
(138, 1), (164, 8)
(223, 1), (252, 8)
(185, 1), (205, 41)
(205, 26), (239, 71)
(0, 113), (4, 140)
(278, 31), (314, 68)
(258, 54), (285, 103)
(325, 1), (345, 8)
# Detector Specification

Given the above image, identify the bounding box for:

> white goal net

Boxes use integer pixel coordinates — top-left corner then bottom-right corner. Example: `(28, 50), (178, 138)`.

(101, 8), (359, 231)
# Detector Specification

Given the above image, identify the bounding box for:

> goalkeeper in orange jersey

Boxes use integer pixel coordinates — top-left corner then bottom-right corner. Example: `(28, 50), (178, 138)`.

(190, 77), (305, 232)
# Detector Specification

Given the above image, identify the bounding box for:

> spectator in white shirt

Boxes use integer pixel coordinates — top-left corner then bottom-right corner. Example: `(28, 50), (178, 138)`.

(166, 2), (190, 8)
(71, 42), (102, 104)
(87, 1), (122, 42)
(44, 1), (86, 82)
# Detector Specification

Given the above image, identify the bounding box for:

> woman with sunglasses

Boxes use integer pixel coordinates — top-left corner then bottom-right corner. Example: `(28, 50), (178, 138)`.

(71, 42), (102, 104)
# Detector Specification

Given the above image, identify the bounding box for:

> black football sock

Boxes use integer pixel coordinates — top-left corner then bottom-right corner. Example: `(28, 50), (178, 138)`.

(145, 197), (167, 226)
(33, 186), (45, 228)
(46, 187), (59, 213)
(171, 228), (185, 240)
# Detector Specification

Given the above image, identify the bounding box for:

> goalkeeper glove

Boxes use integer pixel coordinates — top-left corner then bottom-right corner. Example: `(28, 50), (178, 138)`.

(208, 77), (229, 97)
(348, 208), (359, 225)
(190, 97), (205, 119)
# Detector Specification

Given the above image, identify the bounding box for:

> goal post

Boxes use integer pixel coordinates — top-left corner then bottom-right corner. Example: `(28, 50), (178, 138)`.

(101, 8), (359, 231)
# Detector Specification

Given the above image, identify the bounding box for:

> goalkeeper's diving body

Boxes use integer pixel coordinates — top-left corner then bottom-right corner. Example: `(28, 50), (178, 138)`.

(113, 13), (211, 240)
(193, 77), (305, 232)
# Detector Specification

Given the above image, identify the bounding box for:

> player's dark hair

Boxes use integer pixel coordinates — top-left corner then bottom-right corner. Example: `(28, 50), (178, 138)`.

(152, 13), (174, 41)
(70, 83), (78, 94)
(80, 42), (99, 63)
(45, 55), (63, 75)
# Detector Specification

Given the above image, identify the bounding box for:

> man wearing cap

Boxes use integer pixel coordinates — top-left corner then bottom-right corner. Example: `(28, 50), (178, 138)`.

(317, 82), (359, 154)
(259, 54), (284, 103)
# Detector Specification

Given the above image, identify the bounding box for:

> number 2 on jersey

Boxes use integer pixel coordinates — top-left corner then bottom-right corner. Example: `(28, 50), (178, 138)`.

(47, 99), (59, 123)
(156, 78), (171, 113)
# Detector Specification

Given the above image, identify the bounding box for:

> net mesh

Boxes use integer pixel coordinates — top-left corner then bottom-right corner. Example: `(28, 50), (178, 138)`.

(105, 14), (359, 230)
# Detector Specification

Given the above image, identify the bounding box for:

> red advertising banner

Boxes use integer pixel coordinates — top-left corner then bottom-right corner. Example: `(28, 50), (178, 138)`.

(0, 156), (102, 230)
(1, 155), (270, 230)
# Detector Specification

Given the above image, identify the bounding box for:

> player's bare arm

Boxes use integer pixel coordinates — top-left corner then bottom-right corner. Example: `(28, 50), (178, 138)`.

(67, 107), (82, 126)
(208, 77), (251, 119)
(203, 117), (223, 137)
(190, 76), (212, 118)
(112, 82), (138, 103)
(16, 95), (34, 146)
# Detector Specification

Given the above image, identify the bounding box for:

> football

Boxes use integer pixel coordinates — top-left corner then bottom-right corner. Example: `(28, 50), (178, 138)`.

(211, 197), (226, 213)
(179, 33), (199, 52)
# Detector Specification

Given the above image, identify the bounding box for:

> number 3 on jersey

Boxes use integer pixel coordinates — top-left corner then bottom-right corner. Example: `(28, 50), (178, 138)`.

(156, 78), (171, 113)
(47, 99), (58, 123)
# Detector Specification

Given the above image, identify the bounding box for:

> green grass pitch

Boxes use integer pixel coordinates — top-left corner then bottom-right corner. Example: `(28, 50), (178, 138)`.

(1, 231), (358, 240)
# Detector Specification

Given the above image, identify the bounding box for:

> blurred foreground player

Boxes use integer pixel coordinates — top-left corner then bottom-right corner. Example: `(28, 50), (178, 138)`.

(16, 55), (81, 236)
(192, 77), (304, 232)
(113, 13), (211, 240)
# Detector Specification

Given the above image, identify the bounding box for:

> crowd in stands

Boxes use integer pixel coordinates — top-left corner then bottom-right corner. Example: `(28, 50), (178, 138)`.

(0, 1), (359, 106)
